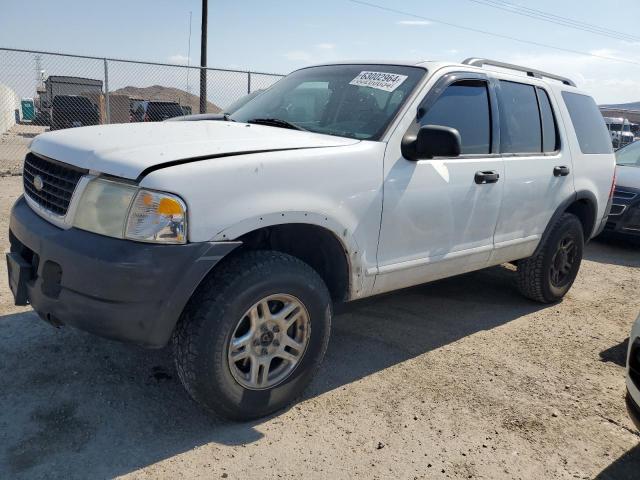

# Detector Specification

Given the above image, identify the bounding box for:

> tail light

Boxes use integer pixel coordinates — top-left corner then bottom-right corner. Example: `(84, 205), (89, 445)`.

(609, 169), (617, 199)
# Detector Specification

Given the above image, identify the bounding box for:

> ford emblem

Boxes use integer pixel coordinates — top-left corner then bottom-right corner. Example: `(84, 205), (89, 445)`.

(33, 175), (44, 192)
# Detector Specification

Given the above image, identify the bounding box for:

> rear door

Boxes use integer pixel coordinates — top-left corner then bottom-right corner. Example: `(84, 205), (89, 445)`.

(490, 79), (575, 264)
(373, 72), (505, 295)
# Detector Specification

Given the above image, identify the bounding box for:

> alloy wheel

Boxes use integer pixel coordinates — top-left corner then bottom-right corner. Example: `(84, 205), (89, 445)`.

(227, 294), (310, 390)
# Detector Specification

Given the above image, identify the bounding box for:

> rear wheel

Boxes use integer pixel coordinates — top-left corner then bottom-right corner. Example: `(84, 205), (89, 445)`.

(173, 250), (332, 420)
(517, 213), (584, 303)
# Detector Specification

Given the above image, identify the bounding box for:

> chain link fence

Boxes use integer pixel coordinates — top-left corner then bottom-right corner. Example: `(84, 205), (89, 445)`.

(0, 47), (285, 175)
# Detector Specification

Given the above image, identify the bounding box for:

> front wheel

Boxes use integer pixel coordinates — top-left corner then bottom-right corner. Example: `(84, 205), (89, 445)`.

(516, 213), (584, 303)
(172, 250), (332, 420)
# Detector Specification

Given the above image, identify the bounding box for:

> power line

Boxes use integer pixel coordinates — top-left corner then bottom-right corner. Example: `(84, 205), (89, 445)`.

(466, 0), (640, 43)
(347, 0), (640, 68)
(479, 0), (639, 41)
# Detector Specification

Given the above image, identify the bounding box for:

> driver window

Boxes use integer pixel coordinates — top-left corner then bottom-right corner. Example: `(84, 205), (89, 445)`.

(419, 80), (491, 155)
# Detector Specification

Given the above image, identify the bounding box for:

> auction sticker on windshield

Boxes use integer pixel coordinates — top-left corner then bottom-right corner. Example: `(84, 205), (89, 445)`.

(349, 71), (408, 92)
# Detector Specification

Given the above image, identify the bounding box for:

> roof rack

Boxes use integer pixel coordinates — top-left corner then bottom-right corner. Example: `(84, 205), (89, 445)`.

(462, 58), (576, 87)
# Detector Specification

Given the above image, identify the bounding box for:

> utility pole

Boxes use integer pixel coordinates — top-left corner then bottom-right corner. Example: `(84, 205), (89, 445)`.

(199, 0), (208, 113)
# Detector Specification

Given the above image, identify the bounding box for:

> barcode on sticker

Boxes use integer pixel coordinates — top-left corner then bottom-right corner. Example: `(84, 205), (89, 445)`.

(349, 71), (408, 92)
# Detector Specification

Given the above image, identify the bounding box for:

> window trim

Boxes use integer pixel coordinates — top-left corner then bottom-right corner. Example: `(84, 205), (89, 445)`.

(403, 71), (499, 159)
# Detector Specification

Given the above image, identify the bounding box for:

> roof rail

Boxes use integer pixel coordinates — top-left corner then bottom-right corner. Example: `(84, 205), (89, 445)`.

(462, 58), (576, 87)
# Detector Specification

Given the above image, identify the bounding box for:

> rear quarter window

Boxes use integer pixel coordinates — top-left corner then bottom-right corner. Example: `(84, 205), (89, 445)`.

(561, 92), (613, 154)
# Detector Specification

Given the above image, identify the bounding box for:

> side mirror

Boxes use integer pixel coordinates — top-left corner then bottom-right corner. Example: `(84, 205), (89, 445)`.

(402, 124), (462, 161)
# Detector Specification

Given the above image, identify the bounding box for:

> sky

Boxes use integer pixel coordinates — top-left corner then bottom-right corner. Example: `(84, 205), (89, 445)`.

(2, 0), (640, 105)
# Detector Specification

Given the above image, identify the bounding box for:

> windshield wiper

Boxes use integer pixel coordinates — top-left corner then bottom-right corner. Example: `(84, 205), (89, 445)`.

(247, 117), (307, 131)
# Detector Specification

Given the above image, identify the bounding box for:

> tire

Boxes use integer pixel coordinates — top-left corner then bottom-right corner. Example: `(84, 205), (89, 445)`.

(172, 250), (332, 421)
(517, 213), (584, 303)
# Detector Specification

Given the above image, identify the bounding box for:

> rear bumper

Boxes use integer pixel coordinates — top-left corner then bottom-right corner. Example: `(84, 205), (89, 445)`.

(8, 196), (240, 347)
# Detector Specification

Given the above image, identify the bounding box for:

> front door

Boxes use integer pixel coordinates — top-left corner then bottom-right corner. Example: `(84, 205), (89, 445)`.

(373, 73), (504, 295)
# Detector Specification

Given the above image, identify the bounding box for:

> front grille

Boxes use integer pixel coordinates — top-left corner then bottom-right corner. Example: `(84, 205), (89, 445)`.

(623, 207), (640, 231)
(629, 339), (640, 388)
(614, 188), (638, 200)
(23, 153), (86, 216)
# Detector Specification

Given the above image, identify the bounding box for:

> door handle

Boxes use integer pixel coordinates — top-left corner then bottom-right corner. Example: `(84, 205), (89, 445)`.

(474, 170), (500, 184)
(553, 165), (570, 177)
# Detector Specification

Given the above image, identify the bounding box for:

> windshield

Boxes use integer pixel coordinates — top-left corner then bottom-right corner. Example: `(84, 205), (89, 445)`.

(230, 64), (426, 140)
(615, 140), (640, 167)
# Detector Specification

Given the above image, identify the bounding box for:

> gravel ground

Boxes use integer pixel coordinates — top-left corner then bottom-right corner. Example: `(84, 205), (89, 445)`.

(0, 124), (47, 176)
(1, 174), (639, 480)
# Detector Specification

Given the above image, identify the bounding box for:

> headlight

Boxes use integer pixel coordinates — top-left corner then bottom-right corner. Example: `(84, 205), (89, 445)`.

(72, 177), (187, 244)
(73, 178), (137, 237)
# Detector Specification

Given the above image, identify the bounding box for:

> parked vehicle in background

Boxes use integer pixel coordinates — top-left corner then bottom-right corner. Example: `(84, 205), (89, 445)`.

(32, 109), (50, 126)
(7, 58), (615, 420)
(604, 116), (634, 149)
(129, 98), (145, 122)
(625, 313), (640, 431)
(602, 140), (640, 240)
(50, 95), (99, 130)
(40, 76), (102, 115)
(168, 90), (265, 123)
(131, 100), (184, 122)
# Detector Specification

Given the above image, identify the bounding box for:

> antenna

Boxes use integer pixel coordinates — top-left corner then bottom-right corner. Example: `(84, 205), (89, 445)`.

(186, 10), (193, 94)
(34, 54), (43, 88)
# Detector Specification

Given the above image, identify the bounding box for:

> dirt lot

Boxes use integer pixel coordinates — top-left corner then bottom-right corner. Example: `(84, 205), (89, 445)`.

(0, 124), (48, 176)
(0, 174), (639, 479)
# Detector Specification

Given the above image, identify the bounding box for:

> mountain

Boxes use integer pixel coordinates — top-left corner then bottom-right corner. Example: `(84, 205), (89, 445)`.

(600, 101), (640, 110)
(111, 85), (222, 113)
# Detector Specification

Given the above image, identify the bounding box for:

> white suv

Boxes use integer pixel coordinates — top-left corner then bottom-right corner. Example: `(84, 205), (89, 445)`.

(7, 59), (616, 419)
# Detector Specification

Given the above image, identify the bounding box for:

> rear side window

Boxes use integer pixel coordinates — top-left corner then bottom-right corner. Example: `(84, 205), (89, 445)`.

(420, 80), (491, 155)
(561, 92), (613, 154)
(498, 81), (541, 154)
(536, 88), (559, 152)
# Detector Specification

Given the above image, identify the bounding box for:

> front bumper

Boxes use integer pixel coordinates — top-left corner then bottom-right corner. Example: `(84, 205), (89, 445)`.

(626, 326), (640, 431)
(7, 196), (240, 347)
(626, 391), (640, 431)
(603, 186), (640, 240)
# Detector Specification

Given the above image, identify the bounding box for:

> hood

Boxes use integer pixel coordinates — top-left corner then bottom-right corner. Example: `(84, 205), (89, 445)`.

(30, 121), (360, 179)
(616, 164), (640, 190)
